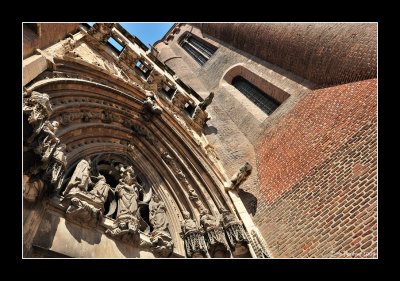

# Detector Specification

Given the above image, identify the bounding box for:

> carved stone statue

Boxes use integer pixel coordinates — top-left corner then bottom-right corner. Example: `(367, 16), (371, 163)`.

(106, 165), (140, 244)
(65, 197), (101, 228)
(23, 91), (52, 129)
(227, 162), (252, 191)
(181, 211), (198, 234)
(149, 194), (169, 232)
(200, 209), (230, 258)
(148, 193), (173, 257)
(181, 211), (208, 258)
(115, 166), (139, 219)
(200, 209), (219, 231)
(63, 158), (92, 196)
(221, 208), (249, 255)
(102, 110), (113, 123)
(89, 174), (110, 203)
(45, 143), (67, 191)
(34, 120), (60, 162)
(198, 92), (214, 111)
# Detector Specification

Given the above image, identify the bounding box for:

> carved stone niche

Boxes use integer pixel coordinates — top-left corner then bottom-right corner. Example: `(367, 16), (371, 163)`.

(200, 210), (230, 258)
(148, 194), (174, 257)
(221, 209), (249, 256)
(87, 23), (115, 44)
(181, 211), (208, 258)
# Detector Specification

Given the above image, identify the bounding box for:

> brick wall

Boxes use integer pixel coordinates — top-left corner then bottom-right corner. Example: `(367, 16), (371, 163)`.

(194, 23), (377, 87)
(252, 79), (377, 257)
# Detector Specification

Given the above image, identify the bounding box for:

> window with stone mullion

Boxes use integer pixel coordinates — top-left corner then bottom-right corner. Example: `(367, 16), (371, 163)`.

(182, 42), (208, 65)
(188, 36), (215, 58)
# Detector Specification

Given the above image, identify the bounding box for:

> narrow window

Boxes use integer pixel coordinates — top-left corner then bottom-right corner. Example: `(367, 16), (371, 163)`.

(179, 33), (217, 66)
(232, 76), (280, 115)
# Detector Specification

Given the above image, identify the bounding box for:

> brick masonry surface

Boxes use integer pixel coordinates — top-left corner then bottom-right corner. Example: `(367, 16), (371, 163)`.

(253, 79), (377, 257)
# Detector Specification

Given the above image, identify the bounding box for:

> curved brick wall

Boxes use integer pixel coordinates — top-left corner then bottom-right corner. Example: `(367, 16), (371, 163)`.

(254, 79), (377, 257)
(194, 23), (377, 87)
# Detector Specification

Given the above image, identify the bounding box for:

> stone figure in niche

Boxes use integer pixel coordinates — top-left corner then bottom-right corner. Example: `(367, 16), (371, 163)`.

(127, 143), (135, 153)
(63, 158), (92, 196)
(149, 194), (168, 232)
(200, 209), (219, 231)
(105, 165), (141, 245)
(220, 208), (249, 255)
(89, 174), (110, 203)
(181, 211), (198, 234)
(115, 166), (139, 219)
(148, 193), (174, 257)
(198, 92), (214, 111)
(181, 211), (208, 258)
(227, 162), (252, 191)
(200, 209), (230, 258)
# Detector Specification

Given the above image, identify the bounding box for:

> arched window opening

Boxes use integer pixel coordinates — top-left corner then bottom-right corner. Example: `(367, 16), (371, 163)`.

(232, 76), (280, 115)
(179, 33), (217, 65)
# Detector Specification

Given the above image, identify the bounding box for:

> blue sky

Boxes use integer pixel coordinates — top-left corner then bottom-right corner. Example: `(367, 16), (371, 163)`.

(88, 22), (174, 48)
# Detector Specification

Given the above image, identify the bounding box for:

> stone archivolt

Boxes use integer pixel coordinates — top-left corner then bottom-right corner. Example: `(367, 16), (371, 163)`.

(23, 23), (259, 258)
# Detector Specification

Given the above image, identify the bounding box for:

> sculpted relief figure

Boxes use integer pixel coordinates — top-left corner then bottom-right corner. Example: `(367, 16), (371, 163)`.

(181, 211), (208, 258)
(89, 174), (110, 203)
(63, 158), (92, 196)
(34, 120), (60, 162)
(149, 194), (174, 257)
(115, 166), (139, 219)
(220, 208), (249, 255)
(149, 194), (169, 232)
(46, 143), (67, 191)
(105, 165), (141, 244)
(23, 91), (52, 129)
(201, 209), (230, 258)
(181, 211), (198, 234)
(200, 209), (219, 231)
